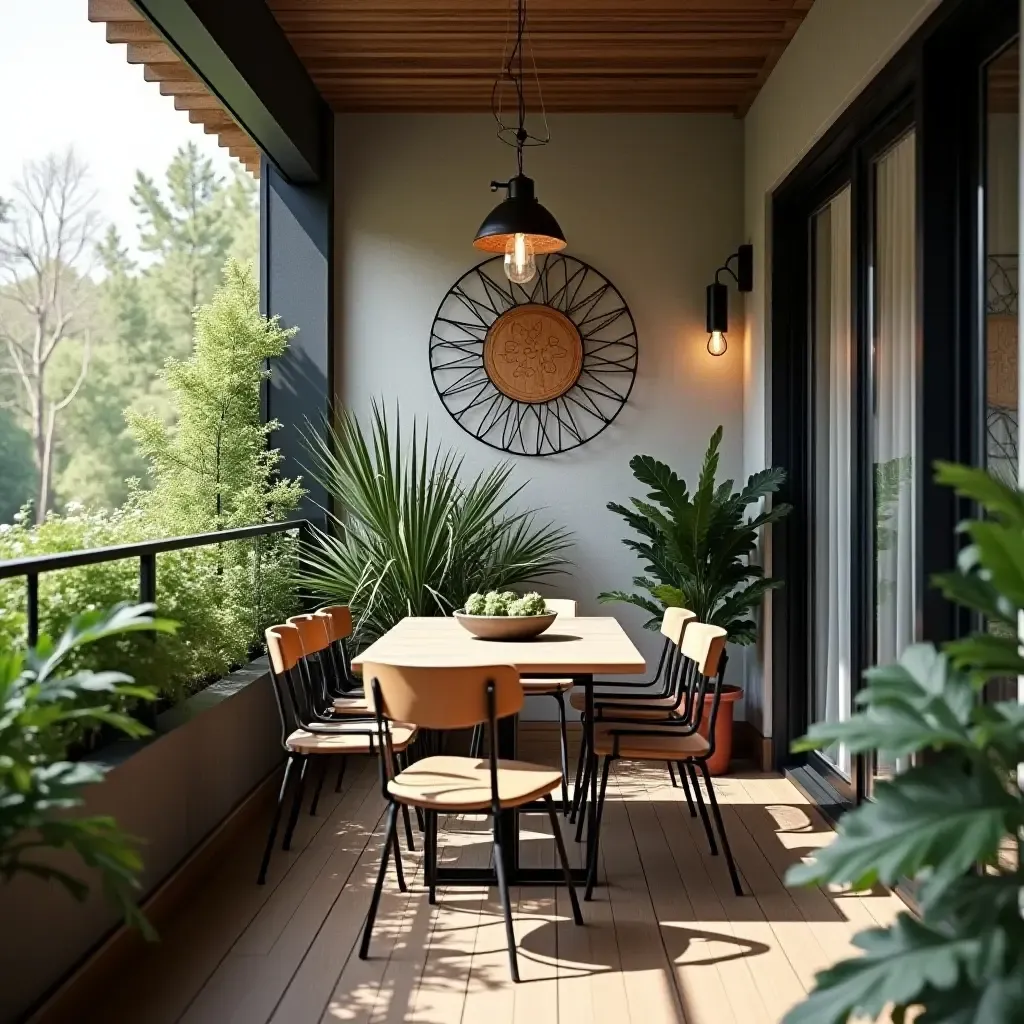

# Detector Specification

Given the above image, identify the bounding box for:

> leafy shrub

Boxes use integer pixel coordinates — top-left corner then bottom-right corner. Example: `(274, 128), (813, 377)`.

(599, 426), (791, 644)
(0, 503), (299, 706)
(299, 404), (572, 645)
(1, 603), (176, 934)
(783, 464), (1024, 1023)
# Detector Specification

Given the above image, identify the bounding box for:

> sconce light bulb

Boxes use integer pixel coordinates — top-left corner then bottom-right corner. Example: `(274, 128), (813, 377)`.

(707, 331), (728, 357)
(504, 232), (537, 284)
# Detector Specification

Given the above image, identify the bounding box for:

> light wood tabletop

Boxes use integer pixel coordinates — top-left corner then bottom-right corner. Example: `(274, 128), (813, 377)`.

(352, 615), (646, 677)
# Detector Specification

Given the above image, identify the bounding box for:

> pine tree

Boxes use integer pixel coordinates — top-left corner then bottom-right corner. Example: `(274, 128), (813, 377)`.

(131, 144), (256, 356)
(127, 258), (303, 535)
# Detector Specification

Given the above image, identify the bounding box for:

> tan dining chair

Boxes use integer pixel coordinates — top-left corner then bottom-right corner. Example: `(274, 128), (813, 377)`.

(315, 604), (362, 694)
(468, 597), (578, 808)
(287, 612), (371, 716)
(570, 607), (696, 828)
(359, 661), (584, 982)
(258, 624), (418, 886)
(586, 622), (742, 898)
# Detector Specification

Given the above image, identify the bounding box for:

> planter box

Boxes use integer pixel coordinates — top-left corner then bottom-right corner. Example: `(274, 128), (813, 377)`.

(0, 659), (282, 1024)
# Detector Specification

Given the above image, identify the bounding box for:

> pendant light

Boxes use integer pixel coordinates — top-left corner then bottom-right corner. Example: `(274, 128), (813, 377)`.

(473, 0), (566, 284)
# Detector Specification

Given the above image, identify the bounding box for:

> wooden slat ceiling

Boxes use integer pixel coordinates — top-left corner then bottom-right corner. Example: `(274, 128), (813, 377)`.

(267, 0), (815, 116)
(87, 0), (261, 176)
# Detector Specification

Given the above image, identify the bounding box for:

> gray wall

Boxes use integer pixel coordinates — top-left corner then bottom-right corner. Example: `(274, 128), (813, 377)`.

(334, 113), (746, 718)
(0, 666), (281, 1023)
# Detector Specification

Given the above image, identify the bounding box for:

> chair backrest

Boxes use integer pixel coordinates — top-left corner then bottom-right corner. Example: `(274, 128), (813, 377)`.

(543, 598), (577, 617)
(287, 614), (330, 655)
(265, 624), (312, 745)
(678, 622), (730, 748)
(316, 605), (353, 642)
(315, 605), (358, 692)
(362, 661), (522, 730)
(661, 606), (696, 644)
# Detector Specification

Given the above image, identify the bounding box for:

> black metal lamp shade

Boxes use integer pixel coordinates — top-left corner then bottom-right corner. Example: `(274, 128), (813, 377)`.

(473, 174), (567, 255)
(706, 282), (729, 333)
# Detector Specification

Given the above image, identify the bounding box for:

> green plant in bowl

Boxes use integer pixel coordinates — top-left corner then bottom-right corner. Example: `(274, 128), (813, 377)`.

(464, 591), (547, 617)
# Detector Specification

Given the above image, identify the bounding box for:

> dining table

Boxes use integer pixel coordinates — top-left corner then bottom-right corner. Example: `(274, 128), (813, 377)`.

(351, 614), (646, 887)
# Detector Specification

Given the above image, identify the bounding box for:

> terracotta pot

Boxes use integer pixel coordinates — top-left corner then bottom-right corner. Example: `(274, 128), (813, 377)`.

(697, 685), (744, 776)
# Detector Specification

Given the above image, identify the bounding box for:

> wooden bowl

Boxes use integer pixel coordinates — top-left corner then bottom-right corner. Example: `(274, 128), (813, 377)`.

(453, 611), (558, 641)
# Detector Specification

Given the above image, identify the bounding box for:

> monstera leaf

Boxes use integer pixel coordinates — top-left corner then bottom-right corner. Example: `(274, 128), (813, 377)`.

(786, 464), (1024, 1023)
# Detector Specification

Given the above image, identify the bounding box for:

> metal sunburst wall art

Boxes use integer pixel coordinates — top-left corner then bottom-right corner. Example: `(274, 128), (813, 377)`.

(429, 253), (638, 456)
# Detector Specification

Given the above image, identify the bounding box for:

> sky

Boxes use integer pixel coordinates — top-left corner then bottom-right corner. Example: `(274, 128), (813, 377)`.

(0, 0), (239, 253)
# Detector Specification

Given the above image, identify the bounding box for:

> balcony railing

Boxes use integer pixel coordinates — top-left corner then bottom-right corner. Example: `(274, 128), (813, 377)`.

(0, 519), (313, 646)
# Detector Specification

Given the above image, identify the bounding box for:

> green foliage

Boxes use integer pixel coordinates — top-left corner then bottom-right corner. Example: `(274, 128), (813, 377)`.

(1, 603), (176, 934)
(784, 463), (1024, 1024)
(0, 408), (36, 522)
(0, 264), (302, 707)
(298, 404), (573, 646)
(127, 258), (303, 535)
(463, 590), (546, 616)
(598, 426), (791, 644)
(131, 145), (258, 353)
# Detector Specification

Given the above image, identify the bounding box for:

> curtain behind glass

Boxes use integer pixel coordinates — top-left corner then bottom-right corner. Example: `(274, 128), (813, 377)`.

(873, 133), (917, 780)
(813, 187), (853, 779)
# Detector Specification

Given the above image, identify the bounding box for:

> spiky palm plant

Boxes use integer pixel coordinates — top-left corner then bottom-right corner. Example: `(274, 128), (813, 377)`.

(599, 426), (791, 643)
(297, 404), (573, 645)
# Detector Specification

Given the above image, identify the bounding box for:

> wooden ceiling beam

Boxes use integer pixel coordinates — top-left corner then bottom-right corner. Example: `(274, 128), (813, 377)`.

(87, 0), (145, 22)
(105, 21), (164, 44)
(173, 92), (225, 110)
(125, 41), (181, 65)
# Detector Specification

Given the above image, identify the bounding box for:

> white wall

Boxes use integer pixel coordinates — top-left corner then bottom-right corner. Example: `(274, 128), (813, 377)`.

(741, 0), (941, 738)
(335, 113), (746, 718)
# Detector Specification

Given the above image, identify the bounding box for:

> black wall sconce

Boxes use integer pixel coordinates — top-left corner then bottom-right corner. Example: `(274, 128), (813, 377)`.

(706, 243), (753, 356)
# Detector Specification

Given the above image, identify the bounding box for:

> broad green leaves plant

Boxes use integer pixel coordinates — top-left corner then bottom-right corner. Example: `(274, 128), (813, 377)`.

(297, 403), (572, 645)
(784, 464), (1024, 1024)
(598, 425), (791, 643)
(1, 603), (176, 936)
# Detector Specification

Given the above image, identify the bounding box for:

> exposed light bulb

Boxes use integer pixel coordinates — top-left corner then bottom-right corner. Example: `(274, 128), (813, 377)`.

(707, 331), (728, 357)
(504, 232), (537, 284)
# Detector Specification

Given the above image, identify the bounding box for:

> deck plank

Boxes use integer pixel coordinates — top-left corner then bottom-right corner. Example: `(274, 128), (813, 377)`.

(75, 737), (905, 1024)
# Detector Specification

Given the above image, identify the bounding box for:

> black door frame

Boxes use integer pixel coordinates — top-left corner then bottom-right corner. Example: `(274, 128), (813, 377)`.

(769, 0), (1018, 809)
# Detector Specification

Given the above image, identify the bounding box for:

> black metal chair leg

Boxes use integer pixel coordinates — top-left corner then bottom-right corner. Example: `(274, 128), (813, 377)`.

(257, 756), (294, 884)
(491, 818), (520, 983)
(686, 761), (717, 856)
(401, 802), (416, 852)
(426, 811), (437, 905)
(667, 762), (679, 787)
(554, 692), (570, 812)
(585, 757), (612, 901)
(545, 795), (583, 924)
(309, 758), (328, 816)
(391, 806), (408, 892)
(574, 754), (592, 842)
(571, 724), (588, 820)
(359, 803), (397, 960)
(334, 755), (347, 793)
(676, 760), (697, 817)
(282, 756), (308, 851)
(700, 762), (742, 896)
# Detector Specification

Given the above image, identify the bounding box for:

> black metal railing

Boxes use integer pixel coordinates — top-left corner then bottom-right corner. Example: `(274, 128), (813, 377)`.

(0, 519), (313, 646)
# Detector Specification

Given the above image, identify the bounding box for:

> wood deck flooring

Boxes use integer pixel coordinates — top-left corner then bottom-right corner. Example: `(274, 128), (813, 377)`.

(77, 731), (904, 1024)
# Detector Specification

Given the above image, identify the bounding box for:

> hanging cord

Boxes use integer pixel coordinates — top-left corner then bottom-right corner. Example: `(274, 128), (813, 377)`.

(491, 0), (551, 170)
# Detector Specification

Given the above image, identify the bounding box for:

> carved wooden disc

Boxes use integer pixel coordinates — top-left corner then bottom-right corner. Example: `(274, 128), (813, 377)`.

(483, 304), (584, 404)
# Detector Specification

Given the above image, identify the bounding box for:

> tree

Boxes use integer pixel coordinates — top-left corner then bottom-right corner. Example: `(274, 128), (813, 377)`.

(0, 407), (36, 521)
(127, 258), (303, 535)
(0, 151), (99, 521)
(131, 145), (257, 356)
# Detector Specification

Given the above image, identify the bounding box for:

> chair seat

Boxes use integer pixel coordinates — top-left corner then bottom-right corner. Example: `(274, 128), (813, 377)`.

(594, 726), (709, 760)
(332, 695), (372, 714)
(286, 723), (416, 754)
(521, 677), (574, 694)
(387, 754), (563, 811)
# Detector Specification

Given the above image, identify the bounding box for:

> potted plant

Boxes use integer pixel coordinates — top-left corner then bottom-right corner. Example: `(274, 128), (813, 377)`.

(0, 603), (176, 935)
(784, 463), (1024, 1022)
(599, 426), (791, 773)
(297, 403), (573, 646)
